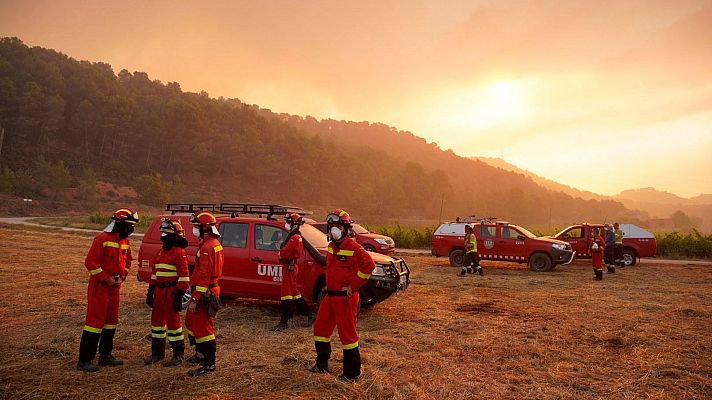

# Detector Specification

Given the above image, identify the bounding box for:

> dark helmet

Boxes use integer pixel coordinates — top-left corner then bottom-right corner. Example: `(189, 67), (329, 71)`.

(159, 218), (185, 236)
(284, 212), (303, 226)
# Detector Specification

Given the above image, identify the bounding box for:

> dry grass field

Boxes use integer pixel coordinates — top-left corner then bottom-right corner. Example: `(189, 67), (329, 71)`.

(0, 225), (710, 399)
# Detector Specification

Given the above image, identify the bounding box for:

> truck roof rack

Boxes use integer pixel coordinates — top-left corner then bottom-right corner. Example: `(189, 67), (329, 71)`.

(454, 215), (498, 224)
(165, 203), (312, 220)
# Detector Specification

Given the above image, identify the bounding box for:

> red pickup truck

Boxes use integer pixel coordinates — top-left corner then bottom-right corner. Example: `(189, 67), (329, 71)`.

(137, 204), (410, 309)
(552, 223), (657, 266)
(309, 222), (395, 254)
(431, 219), (575, 272)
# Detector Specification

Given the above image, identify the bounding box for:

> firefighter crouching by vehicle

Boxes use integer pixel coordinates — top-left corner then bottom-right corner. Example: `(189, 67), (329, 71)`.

(77, 208), (139, 372)
(603, 224), (616, 273)
(461, 224), (483, 276)
(310, 210), (375, 382)
(185, 210), (224, 377)
(144, 219), (190, 366)
(590, 227), (605, 281)
(271, 213), (316, 332)
(614, 222), (625, 267)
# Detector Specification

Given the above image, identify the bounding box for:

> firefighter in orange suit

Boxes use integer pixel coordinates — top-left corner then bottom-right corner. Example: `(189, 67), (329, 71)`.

(185, 210), (224, 377)
(76, 208), (139, 372)
(590, 227), (605, 281)
(272, 213), (316, 331)
(144, 219), (190, 366)
(310, 209), (375, 381)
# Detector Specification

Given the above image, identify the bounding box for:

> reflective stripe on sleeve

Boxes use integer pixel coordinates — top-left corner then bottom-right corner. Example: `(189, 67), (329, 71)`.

(102, 241), (120, 248)
(357, 271), (370, 279)
(327, 247), (334, 254)
(120, 244), (130, 250)
(196, 286), (208, 293)
(151, 274), (157, 280)
(88, 267), (103, 276)
(214, 245), (223, 252)
(281, 295), (294, 300)
(178, 276), (190, 282)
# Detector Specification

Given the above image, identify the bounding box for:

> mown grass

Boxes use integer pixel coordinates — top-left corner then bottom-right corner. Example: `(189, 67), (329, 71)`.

(0, 226), (710, 399)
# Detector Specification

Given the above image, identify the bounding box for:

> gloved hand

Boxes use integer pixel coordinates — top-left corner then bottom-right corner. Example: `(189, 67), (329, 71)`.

(172, 289), (184, 313)
(145, 285), (155, 308)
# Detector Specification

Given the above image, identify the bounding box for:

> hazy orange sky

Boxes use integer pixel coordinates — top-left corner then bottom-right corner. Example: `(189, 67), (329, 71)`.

(1, 0), (711, 197)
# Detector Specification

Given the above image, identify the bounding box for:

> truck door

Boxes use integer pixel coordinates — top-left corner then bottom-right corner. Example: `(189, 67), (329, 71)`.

(248, 223), (288, 300)
(216, 222), (253, 296)
(559, 226), (587, 257)
(477, 224), (497, 260)
(498, 226), (528, 262)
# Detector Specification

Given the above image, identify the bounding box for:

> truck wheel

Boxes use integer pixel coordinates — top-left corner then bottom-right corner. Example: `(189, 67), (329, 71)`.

(528, 253), (552, 272)
(449, 249), (465, 268)
(363, 244), (376, 252)
(622, 249), (637, 266)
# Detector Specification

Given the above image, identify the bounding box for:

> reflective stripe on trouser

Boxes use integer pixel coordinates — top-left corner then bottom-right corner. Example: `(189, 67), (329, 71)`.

(150, 286), (183, 340)
(185, 302), (215, 344)
(84, 277), (120, 332)
(313, 291), (359, 348)
(280, 264), (301, 300)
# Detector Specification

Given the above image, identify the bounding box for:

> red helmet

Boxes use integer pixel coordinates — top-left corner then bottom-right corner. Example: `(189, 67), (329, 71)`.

(190, 210), (220, 236)
(285, 212), (303, 225)
(112, 208), (139, 224)
(326, 209), (352, 226)
(189, 210), (217, 227)
(159, 218), (185, 236)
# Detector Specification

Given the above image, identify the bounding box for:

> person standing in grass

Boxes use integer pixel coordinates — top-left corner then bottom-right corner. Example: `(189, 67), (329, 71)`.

(185, 210), (224, 377)
(77, 208), (139, 372)
(603, 224), (616, 273)
(590, 227), (605, 281)
(613, 222), (625, 267)
(310, 209), (375, 382)
(461, 224), (482, 276)
(144, 219), (190, 367)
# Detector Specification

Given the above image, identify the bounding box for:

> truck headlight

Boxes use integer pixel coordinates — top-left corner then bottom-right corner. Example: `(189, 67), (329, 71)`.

(552, 243), (568, 251)
(374, 239), (389, 245)
(371, 265), (386, 276)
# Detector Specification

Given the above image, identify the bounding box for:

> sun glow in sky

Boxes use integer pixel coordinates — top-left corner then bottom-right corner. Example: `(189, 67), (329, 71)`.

(1, 0), (711, 197)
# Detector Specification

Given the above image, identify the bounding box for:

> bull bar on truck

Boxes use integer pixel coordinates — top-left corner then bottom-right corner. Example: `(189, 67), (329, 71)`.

(361, 258), (410, 305)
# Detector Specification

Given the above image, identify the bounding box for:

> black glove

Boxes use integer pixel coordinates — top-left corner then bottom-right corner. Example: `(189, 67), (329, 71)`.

(145, 284), (155, 308)
(172, 289), (184, 313)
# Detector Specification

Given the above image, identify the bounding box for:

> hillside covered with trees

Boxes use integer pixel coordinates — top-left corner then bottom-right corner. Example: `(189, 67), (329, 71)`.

(0, 37), (641, 226)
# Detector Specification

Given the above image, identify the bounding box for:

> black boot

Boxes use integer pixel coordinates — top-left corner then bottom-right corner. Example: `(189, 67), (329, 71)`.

(77, 330), (101, 372)
(460, 268), (466, 276)
(144, 337), (166, 365)
(98, 328), (124, 366)
(595, 269), (603, 281)
(339, 347), (361, 381)
(607, 265), (616, 273)
(164, 339), (184, 367)
(477, 266), (484, 276)
(295, 297), (316, 326)
(187, 341), (216, 377)
(272, 300), (293, 331)
(309, 341), (331, 373)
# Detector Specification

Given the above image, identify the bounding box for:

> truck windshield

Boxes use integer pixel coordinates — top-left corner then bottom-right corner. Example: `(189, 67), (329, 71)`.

(516, 226), (537, 238)
(352, 224), (369, 234)
(300, 224), (329, 248)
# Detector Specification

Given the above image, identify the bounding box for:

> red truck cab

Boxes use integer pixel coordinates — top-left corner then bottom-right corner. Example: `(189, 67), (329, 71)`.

(309, 222), (395, 254)
(431, 219), (574, 272)
(553, 223), (657, 266)
(137, 204), (410, 308)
